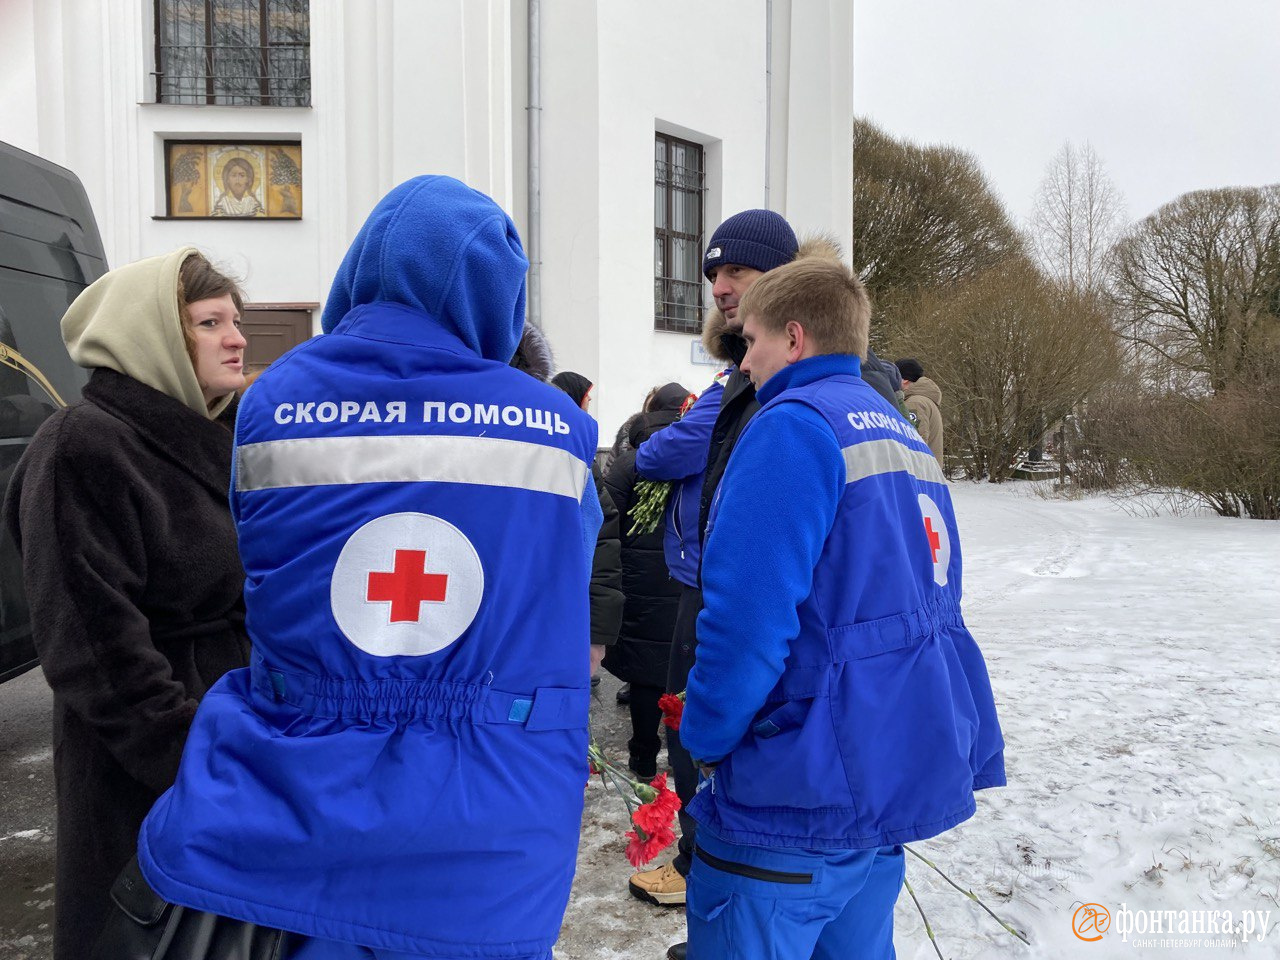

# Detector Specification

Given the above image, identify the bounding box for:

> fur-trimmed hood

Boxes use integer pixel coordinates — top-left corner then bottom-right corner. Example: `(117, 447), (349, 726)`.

(509, 322), (555, 382)
(700, 232), (845, 362)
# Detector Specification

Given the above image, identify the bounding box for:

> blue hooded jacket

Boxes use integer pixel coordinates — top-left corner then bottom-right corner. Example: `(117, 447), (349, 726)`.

(682, 354), (1004, 850)
(139, 177), (600, 957)
(635, 372), (726, 587)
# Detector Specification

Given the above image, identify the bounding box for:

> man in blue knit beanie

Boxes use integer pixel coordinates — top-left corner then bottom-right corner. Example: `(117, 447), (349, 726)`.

(678, 256), (1005, 960)
(630, 210), (799, 928)
(703, 208), (799, 300)
(635, 212), (910, 960)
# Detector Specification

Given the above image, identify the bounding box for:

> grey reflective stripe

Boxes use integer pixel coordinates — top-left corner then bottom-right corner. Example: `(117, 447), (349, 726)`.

(236, 435), (589, 499)
(842, 438), (946, 486)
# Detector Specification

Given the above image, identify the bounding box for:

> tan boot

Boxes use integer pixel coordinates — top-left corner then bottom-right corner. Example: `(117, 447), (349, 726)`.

(628, 860), (686, 906)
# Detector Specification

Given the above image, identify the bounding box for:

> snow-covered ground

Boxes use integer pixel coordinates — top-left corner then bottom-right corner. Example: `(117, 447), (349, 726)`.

(559, 482), (1280, 959)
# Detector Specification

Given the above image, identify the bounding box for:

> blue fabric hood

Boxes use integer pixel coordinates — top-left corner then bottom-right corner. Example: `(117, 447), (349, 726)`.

(321, 176), (529, 362)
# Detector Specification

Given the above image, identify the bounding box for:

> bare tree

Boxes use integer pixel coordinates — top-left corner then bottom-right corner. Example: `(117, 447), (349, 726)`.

(852, 119), (1022, 349)
(1029, 142), (1126, 296)
(1111, 185), (1280, 393)
(897, 259), (1120, 481)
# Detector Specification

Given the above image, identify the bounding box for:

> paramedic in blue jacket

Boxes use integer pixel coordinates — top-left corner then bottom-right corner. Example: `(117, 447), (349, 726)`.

(630, 214), (907, 921)
(136, 176), (602, 960)
(678, 257), (1005, 960)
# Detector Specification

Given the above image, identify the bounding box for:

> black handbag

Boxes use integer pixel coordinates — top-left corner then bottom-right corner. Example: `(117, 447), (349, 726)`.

(92, 856), (290, 960)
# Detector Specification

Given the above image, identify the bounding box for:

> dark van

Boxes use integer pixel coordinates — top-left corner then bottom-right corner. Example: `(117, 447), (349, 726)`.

(0, 140), (107, 683)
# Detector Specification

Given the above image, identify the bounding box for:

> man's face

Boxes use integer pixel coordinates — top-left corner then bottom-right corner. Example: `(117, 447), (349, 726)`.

(740, 313), (795, 391)
(707, 264), (764, 326)
(227, 166), (250, 198)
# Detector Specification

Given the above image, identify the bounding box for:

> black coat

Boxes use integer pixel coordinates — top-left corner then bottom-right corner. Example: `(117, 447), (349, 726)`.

(602, 410), (683, 687)
(3, 368), (250, 959)
(699, 368), (759, 542)
(590, 462), (624, 647)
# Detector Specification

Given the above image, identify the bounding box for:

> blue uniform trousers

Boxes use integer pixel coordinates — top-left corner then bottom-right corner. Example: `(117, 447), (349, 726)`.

(686, 829), (904, 960)
(285, 937), (550, 960)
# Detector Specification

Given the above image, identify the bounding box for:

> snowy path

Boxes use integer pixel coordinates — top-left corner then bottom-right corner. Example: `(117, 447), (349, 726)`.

(558, 483), (1280, 959)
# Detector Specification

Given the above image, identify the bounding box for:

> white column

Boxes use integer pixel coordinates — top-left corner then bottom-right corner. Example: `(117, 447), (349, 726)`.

(537, 0), (600, 382)
(783, 0), (853, 251)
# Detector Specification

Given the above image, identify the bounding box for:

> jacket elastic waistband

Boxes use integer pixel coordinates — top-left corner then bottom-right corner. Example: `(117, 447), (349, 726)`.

(249, 657), (587, 730)
(774, 595), (966, 698)
(828, 594), (964, 658)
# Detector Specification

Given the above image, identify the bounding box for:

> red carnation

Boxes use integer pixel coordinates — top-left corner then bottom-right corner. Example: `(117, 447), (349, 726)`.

(658, 692), (685, 730)
(631, 802), (668, 837)
(631, 773), (681, 839)
(625, 823), (676, 867)
(648, 773), (681, 817)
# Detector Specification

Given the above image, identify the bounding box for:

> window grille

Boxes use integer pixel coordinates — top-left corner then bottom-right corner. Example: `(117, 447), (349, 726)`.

(654, 133), (706, 334)
(155, 0), (310, 106)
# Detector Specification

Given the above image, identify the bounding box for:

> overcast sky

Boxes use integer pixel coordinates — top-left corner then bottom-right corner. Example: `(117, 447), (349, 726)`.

(853, 0), (1280, 227)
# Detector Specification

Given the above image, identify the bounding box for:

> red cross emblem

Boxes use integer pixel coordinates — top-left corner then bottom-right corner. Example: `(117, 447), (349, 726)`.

(333, 513), (482, 657)
(924, 517), (942, 564)
(917, 494), (950, 586)
(367, 549), (449, 623)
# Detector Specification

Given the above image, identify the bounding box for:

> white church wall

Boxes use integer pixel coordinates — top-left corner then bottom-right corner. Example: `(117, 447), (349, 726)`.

(2, 0), (851, 448)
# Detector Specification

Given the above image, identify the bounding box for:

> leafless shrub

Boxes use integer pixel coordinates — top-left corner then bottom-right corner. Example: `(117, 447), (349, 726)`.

(1071, 354), (1280, 519)
(896, 260), (1120, 482)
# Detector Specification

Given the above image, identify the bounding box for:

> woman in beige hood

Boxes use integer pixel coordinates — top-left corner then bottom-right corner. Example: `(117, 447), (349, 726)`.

(2, 248), (252, 959)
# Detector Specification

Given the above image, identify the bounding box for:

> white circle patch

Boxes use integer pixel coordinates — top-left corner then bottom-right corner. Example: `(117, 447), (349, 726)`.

(330, 512), (484, 657)
(917, 494), (951, 586)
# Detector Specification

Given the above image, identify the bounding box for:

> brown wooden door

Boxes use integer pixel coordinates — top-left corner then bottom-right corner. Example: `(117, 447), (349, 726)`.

(241, 305), (316, 374)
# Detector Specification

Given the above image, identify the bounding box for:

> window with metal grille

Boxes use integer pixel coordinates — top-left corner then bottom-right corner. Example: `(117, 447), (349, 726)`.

(155, 0), (310, 106)
(654, 133), (706, 334)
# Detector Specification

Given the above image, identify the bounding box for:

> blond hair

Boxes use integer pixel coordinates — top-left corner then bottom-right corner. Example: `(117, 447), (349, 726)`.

(738, 258), (870, 357)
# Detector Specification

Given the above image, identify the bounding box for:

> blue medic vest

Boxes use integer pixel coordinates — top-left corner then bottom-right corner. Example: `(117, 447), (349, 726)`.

(690, 373), (1005, 850)
(139, 303), (597, 957)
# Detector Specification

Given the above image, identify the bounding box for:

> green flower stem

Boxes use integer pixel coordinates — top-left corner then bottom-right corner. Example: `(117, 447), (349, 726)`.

(903, 877), (945, 960)
(588, 738), (656, 819)
(905, 844), (1030, 945)
(627, 479), (672, 536)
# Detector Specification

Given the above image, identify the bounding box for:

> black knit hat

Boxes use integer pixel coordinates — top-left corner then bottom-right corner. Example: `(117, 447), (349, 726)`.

(896, 357), (924, 383)
(703, 209), (798, 279)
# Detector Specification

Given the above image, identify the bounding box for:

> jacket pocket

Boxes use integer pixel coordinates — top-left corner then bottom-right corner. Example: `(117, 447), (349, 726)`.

(829, 626), (982, 837)
(686, 878), (734, 923)
(695, 845), (812, 885)
(720, 696), (855, 810)
(749, 699), (809, 739)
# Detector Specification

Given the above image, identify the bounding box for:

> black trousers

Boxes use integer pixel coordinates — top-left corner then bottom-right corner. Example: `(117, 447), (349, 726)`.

(627, 683), (664, 778)
(664, 582), (702, 876)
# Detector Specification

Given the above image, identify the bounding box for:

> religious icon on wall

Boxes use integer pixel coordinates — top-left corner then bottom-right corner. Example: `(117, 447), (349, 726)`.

(165, 141), (302, 219)
(266, 145), (303, 216)
(210, 148), (266, 217)
(168, 147), (208, 216)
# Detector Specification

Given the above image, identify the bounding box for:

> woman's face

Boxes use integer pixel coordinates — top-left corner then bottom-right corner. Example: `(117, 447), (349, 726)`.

(226, 165), (251, 198)
(186, 294), (247, 404)
(581, 385), (594, 413)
